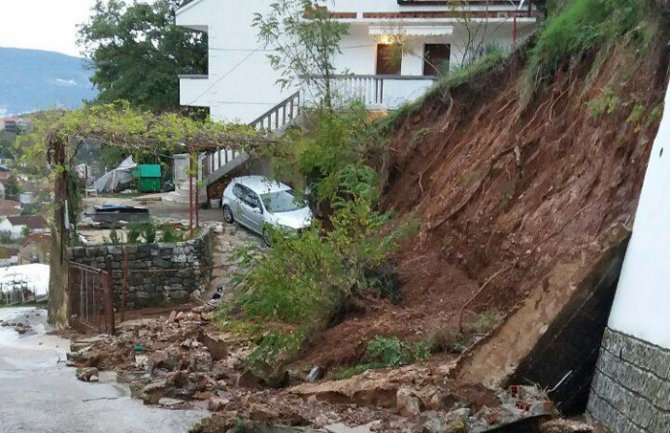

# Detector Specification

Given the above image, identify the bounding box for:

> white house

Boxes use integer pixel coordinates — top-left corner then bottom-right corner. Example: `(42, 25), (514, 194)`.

(0, 216), (49, 240)
(587, 85), (670, 431)
(177, 0), (539, 125)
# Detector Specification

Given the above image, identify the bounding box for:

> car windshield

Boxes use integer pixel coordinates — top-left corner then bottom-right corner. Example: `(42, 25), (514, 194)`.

(260, 189), (305, 213)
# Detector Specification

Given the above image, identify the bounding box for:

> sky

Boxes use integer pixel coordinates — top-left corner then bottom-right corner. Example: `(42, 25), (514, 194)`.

(0, 0), (98, 57)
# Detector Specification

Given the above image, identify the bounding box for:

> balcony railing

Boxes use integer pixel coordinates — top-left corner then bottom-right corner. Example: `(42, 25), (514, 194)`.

(302, 74), (437, 110)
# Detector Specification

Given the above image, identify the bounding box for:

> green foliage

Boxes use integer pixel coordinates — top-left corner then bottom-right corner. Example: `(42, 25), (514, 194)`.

(523, 0), (653, 98)
(334, 336), (430, 379)
(78, 0), (207, 112)
(586, 85), (619, 117)
(253, 0), (349, 110)
(20, 226), (30, 238)
(626, 103), (646, 132)
(3, 176), (19, 200)
(142, 220), (157, 244)
(222, 165), (415, 369)
(160, 224), (184, 243)
(646, 103), (664, 128)
(0, 131), (17, 158)
(127, 221), (143, 244)
(269, 103), (382, 204)
(108, 226), (121, 244)
(382, 49), (509, 129)
(246, 329), (304, 371)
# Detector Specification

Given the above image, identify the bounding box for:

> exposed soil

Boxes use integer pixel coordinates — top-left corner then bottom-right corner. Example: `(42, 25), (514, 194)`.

(305, 33), (670, 368)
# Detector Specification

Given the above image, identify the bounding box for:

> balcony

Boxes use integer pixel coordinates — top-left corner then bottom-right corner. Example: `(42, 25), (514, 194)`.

(302, 75), (437, 111)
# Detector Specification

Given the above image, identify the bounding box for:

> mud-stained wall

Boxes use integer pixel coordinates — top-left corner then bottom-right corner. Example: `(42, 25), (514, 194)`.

(588, 328), (670, 433)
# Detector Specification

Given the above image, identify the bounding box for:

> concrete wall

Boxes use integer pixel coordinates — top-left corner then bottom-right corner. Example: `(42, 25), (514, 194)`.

(178, 0), (537, 123)
(587, 78), (670, 431)
(68, 230), (212, 308)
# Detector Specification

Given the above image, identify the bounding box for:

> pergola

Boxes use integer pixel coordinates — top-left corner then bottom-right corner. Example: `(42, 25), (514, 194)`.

(44, 103), (277, 328)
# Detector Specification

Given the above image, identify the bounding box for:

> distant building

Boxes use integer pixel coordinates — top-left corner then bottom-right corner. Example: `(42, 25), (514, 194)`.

(18, 233), (51, 264)
(0, 200), (21, 217)
(0, 117), (28, 134)
(0, 215), (49, 240)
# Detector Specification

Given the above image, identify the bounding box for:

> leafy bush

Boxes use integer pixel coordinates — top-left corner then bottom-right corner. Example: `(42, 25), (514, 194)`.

(523, 0), (653, 97)
(221, 165), (416, 369)
(160, 224), (184, 243)
(334, 336), (430, 379)
(108, 226), (121, 244)
(127, 221), (143, 243)
(142, 220), (157, 243)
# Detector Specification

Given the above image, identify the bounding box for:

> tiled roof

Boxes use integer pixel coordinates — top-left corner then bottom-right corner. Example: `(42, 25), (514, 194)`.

(6, 216), (49, 229)
(0, 200), (21, 217)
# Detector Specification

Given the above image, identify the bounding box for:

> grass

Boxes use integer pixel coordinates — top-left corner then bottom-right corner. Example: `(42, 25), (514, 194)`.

(380, 48), (510, 130)
(522, 0), (654, 99)
(333, 336), (430, 380)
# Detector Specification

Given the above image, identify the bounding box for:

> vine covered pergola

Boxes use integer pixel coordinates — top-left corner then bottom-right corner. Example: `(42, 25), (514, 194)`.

(44, 103), (277, 328)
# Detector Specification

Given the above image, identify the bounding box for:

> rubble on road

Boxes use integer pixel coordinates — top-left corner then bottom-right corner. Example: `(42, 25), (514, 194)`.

(0, 319), (32, 335)
(65, 303), (588, 432)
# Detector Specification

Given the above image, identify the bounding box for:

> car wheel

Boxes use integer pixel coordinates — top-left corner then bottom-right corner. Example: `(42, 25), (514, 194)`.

(262, 228), (272, 246)
(222, 205), (234, 224)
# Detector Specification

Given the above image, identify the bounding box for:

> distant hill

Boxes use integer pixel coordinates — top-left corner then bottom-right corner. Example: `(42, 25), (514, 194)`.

(0, 47), (97, 116)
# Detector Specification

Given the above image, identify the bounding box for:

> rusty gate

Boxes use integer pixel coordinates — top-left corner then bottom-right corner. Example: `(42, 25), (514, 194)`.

(68, 262), (115, 334)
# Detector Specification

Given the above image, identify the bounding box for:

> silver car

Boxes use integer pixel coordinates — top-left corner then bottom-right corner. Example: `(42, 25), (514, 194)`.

(221, 175), (313, 244)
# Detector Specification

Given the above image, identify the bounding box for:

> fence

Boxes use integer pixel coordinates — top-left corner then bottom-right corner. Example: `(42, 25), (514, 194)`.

(68, 262), (115, 334)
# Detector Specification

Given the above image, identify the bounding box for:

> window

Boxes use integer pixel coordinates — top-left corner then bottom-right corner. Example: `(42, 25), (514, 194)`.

(376, 44), (402, 75)
(261, 189), (306, 213)
(232, 184), (244, 200)
(423, 44), (451, 76)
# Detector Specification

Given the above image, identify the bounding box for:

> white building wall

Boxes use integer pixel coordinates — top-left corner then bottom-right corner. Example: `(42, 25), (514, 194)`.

(178, 0), (536, 123)
(606, 86), (670, 349)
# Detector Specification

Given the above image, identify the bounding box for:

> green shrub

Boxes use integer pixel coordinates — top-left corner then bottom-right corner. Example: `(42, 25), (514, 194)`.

(586, 85), (619, 117)
(334, 336), (430, 379)
(523, 0), (653, 97)
(142, 220), (157, 243)
(127, 221), (143, 243)
(108, 226), (121, 244)
(160, 224), (184, 243)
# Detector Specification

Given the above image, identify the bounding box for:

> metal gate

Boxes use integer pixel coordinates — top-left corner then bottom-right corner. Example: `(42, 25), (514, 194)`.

(68, 262), (115, 334)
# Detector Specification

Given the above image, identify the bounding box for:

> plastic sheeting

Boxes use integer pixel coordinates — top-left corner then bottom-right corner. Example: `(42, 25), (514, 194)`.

(93, 156), (136, 193)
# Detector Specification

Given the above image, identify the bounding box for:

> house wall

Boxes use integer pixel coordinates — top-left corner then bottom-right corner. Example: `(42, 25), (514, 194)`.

(587, 82), (670, 432)
(0, 221), (23, 240)
(178, 0), (537, 123)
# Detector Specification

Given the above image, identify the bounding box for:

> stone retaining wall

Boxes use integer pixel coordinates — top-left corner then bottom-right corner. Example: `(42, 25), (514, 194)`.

(68, 229), (212, 308)
(587, 328), (670, 433)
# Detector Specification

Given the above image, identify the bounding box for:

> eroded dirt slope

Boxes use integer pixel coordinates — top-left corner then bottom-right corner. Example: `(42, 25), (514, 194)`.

(306, 36), (669, 368)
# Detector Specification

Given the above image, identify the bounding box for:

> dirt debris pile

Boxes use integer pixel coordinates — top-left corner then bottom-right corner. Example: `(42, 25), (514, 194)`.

(65, 302), (590, 433)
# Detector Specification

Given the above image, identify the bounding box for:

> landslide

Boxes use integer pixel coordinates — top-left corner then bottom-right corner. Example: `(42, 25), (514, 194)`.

(306, 13), (670, 368)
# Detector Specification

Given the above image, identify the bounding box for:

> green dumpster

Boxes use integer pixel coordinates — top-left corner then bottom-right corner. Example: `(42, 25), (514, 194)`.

(134, 164), (162, 193)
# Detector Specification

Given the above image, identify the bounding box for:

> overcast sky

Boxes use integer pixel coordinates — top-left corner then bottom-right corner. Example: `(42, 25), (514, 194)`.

(0, 0), (98, 57)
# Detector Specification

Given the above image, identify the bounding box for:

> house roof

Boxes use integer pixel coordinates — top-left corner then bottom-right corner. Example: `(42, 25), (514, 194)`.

(6, 216), (48, 229)
(176, 0), (208, 16)
(0, 200), (21, 217)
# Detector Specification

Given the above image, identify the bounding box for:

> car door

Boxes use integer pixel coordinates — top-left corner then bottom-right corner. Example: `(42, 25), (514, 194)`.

(231, 184), (247, 225)
(243, 190), (265, 233)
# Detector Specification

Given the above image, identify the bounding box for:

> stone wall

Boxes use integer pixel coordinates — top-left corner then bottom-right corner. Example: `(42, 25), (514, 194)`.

(68, 229), (212, 308)
(587, 328), (670, 433)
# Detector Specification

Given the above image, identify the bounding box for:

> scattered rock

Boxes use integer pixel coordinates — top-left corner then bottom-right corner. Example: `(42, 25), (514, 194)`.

(540, 419), (594, 433)
(75, 367), (100, 382)
(142, 379), (167, 404)
(397, 387), (422, 418)
(208, 396), (229, 412)
(158, 397), (186, 408)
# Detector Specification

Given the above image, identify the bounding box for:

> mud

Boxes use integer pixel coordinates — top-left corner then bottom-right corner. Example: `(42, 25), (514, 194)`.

(305, 27), (670, 369)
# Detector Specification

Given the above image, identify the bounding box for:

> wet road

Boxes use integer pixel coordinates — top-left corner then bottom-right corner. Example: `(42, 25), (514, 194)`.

(0, 308), (206, 433)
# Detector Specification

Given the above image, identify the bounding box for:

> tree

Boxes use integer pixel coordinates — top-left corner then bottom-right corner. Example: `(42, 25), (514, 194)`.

(78, 0), (207, 112)
(253, 0), (349, 111)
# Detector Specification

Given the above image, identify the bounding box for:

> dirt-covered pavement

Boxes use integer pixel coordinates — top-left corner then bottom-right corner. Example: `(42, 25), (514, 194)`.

(0, 307), (206, 433)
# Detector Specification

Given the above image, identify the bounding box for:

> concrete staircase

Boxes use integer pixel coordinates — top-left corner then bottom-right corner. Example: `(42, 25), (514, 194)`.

(202, 91), (302, 187)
